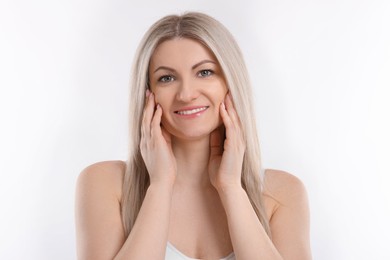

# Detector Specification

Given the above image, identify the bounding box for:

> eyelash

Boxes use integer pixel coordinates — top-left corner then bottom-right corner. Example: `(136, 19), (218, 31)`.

(157, 69), (214, 83)
(158, 75), (174, 83)
(198, 69), (214, 77)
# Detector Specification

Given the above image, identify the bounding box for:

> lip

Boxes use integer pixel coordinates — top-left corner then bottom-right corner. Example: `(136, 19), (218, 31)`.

(174, 106), (209, 118)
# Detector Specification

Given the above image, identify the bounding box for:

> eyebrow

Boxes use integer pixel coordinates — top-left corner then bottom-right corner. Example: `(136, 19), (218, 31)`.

(153, 59), (216, 73)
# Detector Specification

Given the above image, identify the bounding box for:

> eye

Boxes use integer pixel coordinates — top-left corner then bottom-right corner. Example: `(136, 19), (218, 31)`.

(158, 75), (175, 83)
(198, 69), (213, 77)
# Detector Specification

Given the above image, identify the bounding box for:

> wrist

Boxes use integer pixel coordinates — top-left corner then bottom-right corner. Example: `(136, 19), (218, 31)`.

(149, 175), (175, 190)
(216, 184), (247, 210)
(215, 183), (244, 196)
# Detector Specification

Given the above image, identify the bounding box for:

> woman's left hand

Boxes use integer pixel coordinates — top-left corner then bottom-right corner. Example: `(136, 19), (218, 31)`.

(208, 93), (246, 191)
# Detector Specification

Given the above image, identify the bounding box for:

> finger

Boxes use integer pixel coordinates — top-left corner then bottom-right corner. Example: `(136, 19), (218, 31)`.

(142, 92), (155, 137)
(142, 89), (151, 113)
(224, 93), (240, 126)
(220, 101), (233, 130)
(150, 103), (163, 138)
(224, 94), (245, 144)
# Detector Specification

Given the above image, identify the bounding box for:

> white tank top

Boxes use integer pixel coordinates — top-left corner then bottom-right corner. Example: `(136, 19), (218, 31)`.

(165, 242), (236, 260)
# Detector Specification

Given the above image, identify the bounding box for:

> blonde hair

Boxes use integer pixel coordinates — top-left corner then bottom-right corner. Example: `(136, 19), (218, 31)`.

(122, 12), (271, 237)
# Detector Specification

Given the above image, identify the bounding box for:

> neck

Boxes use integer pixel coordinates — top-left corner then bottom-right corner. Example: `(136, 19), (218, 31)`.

(172, 135), (212, 189)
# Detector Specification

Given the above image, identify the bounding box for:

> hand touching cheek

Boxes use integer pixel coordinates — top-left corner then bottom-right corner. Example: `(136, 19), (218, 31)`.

(140, 90), (177, 186)
(208, 93), (246, 190)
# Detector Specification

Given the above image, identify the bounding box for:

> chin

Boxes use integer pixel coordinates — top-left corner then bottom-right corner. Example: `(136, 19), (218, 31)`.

(167, 125), (217, 141)
(176, 130), (211, 141)
(162, 115), (224, 139)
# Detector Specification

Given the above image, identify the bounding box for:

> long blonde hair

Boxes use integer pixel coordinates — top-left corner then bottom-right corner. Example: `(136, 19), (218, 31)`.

(122, 12), (271, 237)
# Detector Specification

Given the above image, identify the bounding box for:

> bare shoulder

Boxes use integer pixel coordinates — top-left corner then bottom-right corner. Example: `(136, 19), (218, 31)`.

(263, 169), (308, 205)
(75, 160), (127, 259)
(262, 169), (311, 259)
(77, 160), (126, 200)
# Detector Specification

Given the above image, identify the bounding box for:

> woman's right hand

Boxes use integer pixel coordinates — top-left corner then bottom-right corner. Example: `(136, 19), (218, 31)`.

(140, 90), (177, 186)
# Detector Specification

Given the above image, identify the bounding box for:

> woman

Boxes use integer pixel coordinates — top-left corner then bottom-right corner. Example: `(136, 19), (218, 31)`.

(76, 12), (311, 260)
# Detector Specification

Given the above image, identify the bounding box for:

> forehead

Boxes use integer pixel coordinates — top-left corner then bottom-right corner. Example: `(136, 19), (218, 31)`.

(150, 38), (217, 68)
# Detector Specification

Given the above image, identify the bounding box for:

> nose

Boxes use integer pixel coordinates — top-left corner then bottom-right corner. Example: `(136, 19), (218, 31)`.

(176, 78), (199, 102)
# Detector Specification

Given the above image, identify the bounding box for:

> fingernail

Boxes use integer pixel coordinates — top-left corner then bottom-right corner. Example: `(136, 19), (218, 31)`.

(221, 102), (225, 109)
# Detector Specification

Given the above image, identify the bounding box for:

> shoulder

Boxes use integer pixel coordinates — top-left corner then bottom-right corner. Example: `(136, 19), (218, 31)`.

(76, 160), (126, 201)
(262, 169), (308, 205)
(75, 160), (127, 259)
(262, 169), (311, 258)
(261, 169), (309, 219)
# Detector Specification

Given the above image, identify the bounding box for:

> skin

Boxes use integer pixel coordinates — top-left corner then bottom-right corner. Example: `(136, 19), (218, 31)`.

(75, 38), (312, 260)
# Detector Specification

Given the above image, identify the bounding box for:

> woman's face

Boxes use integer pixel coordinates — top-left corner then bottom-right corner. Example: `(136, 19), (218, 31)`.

(149, 38), (228, 140)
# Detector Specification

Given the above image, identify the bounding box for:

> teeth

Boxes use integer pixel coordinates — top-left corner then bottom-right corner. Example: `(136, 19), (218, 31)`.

(177, 106), (208, 115)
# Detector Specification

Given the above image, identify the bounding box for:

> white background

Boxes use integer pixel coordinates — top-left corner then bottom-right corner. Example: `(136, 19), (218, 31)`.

(1, 0), (389, 259)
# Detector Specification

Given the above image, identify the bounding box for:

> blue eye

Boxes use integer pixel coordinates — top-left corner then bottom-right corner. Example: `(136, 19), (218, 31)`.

(158, 75), (174, 83)
(198, 70), (213, 77)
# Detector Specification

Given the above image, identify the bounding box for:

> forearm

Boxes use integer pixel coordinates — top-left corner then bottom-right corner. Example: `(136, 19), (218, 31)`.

(218, 186), (282, 260)
(114, 182), (174, 260)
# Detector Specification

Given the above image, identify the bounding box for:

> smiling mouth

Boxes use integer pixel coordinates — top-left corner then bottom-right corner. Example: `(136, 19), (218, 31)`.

(174, 106), (209, 115)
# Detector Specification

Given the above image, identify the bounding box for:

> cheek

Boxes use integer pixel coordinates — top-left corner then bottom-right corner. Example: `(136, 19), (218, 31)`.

(214, 90), (227, 105)
(152, 91), (163, 106)
(153, 88), (169, 102)
(153, 94), (171, 119)
(212, 82), (228, 99)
